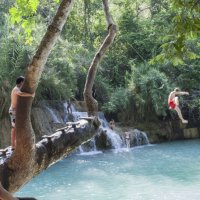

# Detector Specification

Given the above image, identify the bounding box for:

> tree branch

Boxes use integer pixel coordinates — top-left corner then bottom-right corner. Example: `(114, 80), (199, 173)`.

(83, 0), (117, 116)
(0, 0), (75, 193)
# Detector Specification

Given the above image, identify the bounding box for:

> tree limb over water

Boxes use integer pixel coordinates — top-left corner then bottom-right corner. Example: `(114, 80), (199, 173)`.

(0, 0), (75, 193)
(83, 0), (117, 116)
(0, 117), (100, 192)
(0, 0), (115, 193)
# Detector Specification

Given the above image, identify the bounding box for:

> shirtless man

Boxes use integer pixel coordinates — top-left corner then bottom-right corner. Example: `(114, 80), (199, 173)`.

(168, 88), (189, 123)
(9, 76), (34, 149)
(0, 182), (37, 200)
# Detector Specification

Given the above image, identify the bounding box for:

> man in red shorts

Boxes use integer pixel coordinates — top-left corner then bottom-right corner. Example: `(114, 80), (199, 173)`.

(168, 87), (189, 123)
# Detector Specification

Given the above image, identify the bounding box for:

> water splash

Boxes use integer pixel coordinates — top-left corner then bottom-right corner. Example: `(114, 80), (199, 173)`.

(78, 138), (102, 155)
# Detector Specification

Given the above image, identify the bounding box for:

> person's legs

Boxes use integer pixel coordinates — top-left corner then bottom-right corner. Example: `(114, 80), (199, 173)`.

(67, 105), (72, 114)
(175, 106), (188, 123)
(9, 111), (16, 149)
(174, 97), (179, 106)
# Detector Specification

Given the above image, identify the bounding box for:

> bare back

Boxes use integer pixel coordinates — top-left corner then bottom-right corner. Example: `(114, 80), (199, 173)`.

(168, 91), (176, 102)
(10, 86), (20, 110)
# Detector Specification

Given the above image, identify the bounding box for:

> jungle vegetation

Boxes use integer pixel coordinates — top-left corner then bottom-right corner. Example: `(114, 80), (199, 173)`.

(0, 0), (199, 123)
(0, 0), (199, 193)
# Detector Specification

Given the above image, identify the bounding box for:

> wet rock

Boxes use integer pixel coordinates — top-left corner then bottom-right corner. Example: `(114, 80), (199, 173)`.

(183, 128), (199, 139)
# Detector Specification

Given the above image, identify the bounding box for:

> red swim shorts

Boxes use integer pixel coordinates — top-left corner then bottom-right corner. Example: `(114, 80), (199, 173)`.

(168, 100), (176, 109)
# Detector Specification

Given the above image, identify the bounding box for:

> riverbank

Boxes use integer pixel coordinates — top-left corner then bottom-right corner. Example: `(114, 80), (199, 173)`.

(0, 100), (199, 148)
(115, 120), (200, 144)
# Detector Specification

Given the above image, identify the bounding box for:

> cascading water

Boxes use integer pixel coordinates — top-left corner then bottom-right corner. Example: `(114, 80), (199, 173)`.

(63, 102), (76, 113)
(63, 102), (123, 152)
(97, 112), (124, 150)
(46, 106), (61, 123)
(98, 117), (123, 149)
(131, 129), (150, 146)
(62, 101), (150, 153)
(73, 111), (88, 121)
(78, 138), (102, 155)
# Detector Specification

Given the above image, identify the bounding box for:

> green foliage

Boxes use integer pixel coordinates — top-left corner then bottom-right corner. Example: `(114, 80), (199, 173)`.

(0, 30), (34, 118)
(159, 62), (200, 90)
(102, 87), (130, 113)
(0, 79), (11, 118)
(151, 0), (200, 64)
(0, 0), (199, 123)
(37, 39), (89, 100)
(128, 63), (170, 120)
(9, 0), (40, 43)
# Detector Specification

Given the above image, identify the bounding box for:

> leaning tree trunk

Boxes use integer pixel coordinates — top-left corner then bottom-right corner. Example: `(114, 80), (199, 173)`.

(0, 0), (74, 192)
(83, 0), (117, 116)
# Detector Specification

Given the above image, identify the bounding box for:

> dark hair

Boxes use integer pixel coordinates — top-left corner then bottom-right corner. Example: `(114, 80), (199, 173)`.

(174, 87), (180, 92)
(16, 76), (25, 84)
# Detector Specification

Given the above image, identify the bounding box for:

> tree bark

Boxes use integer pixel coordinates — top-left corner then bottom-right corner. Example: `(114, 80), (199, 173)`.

(0, 117), (99, 193)
(0, 0), (75, 193)
(83, 0), (117, 116)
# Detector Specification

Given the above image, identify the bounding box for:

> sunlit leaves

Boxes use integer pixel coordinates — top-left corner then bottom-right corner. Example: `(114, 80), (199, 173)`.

(9, 7), (21, 24)
(153, 0), (200, 64)
(9, 0), (39, 44)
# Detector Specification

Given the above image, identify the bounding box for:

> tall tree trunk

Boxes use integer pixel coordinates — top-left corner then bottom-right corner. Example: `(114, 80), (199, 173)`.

(0, 0), (74, 192)
(83, 0), (117, 116)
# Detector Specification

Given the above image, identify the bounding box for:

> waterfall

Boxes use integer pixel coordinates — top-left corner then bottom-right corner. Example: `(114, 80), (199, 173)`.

(63, 101), (88, 122)
(46, 107), (61, 123)
(141, 131), (150, 145)
(78, 138), (102, 155)
(131, 129), (150, 146)
(62, 102), (150, 152)
(78, 146), (84, 153)
(98, 112), (123, 149)
(63, 102), (76, 113)
(63, 102), (77, 122)
(101, 128), (123, 149)
(64, 105), (123, 151)
(73, 111), (88, 121)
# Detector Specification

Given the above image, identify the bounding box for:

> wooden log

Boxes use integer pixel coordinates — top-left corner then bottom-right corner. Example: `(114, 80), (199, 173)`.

(66, 121), (80, 125)
(79, 117), (94, 120)
(56, 126), (73, 132)
(42, 135), (54, 142)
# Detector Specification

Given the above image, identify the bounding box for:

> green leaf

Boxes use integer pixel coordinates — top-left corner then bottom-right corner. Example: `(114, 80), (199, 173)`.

(9, 7), (22, 24)
(187, 52), (199, 60)
(172, 56), (184, 66)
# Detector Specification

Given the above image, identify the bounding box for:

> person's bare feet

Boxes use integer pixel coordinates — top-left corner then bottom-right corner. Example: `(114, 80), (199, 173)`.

(182, 119), (188, 124)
